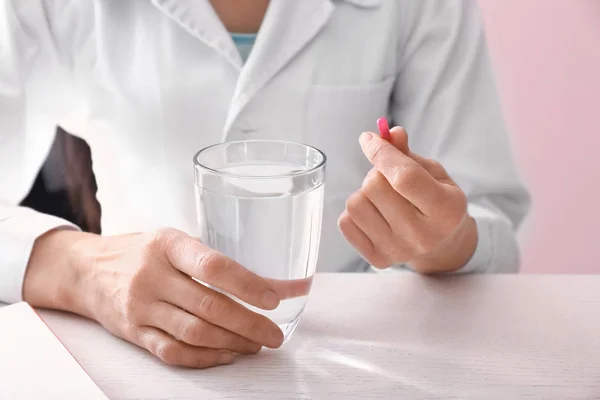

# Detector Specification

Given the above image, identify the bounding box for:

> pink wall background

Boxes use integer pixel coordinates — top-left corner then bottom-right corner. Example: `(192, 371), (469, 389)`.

(478, 1), (600, 273)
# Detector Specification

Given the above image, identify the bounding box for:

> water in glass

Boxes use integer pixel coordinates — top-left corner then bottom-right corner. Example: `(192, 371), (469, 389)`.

(194, 142), (326, 341)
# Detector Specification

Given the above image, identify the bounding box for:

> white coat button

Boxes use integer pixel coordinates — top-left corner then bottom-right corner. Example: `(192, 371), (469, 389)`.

(242, 128), (258, 135)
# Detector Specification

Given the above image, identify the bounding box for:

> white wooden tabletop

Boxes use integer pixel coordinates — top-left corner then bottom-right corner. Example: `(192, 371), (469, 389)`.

(33, 274), (600, 399)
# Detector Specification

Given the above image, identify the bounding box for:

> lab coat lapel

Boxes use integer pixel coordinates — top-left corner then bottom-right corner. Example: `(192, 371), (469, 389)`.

(223, 0), (335, 138)
(149, 0), (243, 68)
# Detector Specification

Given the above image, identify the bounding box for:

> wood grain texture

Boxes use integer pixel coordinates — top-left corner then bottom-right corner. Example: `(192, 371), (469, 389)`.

(33, 274), (600, 399)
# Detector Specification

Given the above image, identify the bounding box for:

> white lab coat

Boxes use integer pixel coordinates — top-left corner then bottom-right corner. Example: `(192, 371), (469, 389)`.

(0, 0), (531, 303)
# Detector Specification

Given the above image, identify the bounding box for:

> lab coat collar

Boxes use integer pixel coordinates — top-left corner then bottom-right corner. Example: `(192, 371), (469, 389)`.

(150, 0), (244, 66)
(223, 0), (337, 136)
(149, 0), (382, 69)
(149, 0), (381, 138)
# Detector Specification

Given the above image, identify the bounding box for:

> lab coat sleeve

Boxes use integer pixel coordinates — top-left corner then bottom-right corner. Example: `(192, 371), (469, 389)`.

(391, 1), (531, 273)
(0, 1), (83, 303)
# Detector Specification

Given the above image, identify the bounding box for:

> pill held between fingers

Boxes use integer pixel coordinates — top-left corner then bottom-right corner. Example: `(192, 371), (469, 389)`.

(376, 117), (391, 141)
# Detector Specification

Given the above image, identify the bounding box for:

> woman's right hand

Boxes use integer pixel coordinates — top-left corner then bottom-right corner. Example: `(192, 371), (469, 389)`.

(23, 227), (285, 368)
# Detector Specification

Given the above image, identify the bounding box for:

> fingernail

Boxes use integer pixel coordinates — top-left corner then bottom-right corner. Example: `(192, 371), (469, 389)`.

(359, 132), (373, 144)
(218, 351), (235, 365)
(261, 290), (280, 310)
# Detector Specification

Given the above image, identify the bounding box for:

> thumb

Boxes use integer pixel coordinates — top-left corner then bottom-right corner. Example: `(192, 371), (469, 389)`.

(389, 126), (409, 154)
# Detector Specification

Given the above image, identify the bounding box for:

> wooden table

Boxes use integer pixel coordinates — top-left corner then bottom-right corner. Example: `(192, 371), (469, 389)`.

(33, 274), (600, 399)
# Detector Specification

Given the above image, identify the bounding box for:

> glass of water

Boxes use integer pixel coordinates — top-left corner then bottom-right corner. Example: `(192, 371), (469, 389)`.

(193, 140), (326, 342)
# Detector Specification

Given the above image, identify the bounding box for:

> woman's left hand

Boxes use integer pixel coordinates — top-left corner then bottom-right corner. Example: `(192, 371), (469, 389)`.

(338, 126), (478, 274)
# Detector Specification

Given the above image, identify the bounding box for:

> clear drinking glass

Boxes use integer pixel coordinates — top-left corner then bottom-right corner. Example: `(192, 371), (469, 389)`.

(193, 140), (326, 342)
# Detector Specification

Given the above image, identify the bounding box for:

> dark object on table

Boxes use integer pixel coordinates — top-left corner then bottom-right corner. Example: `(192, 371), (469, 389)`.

(19, 127), (101, 234)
